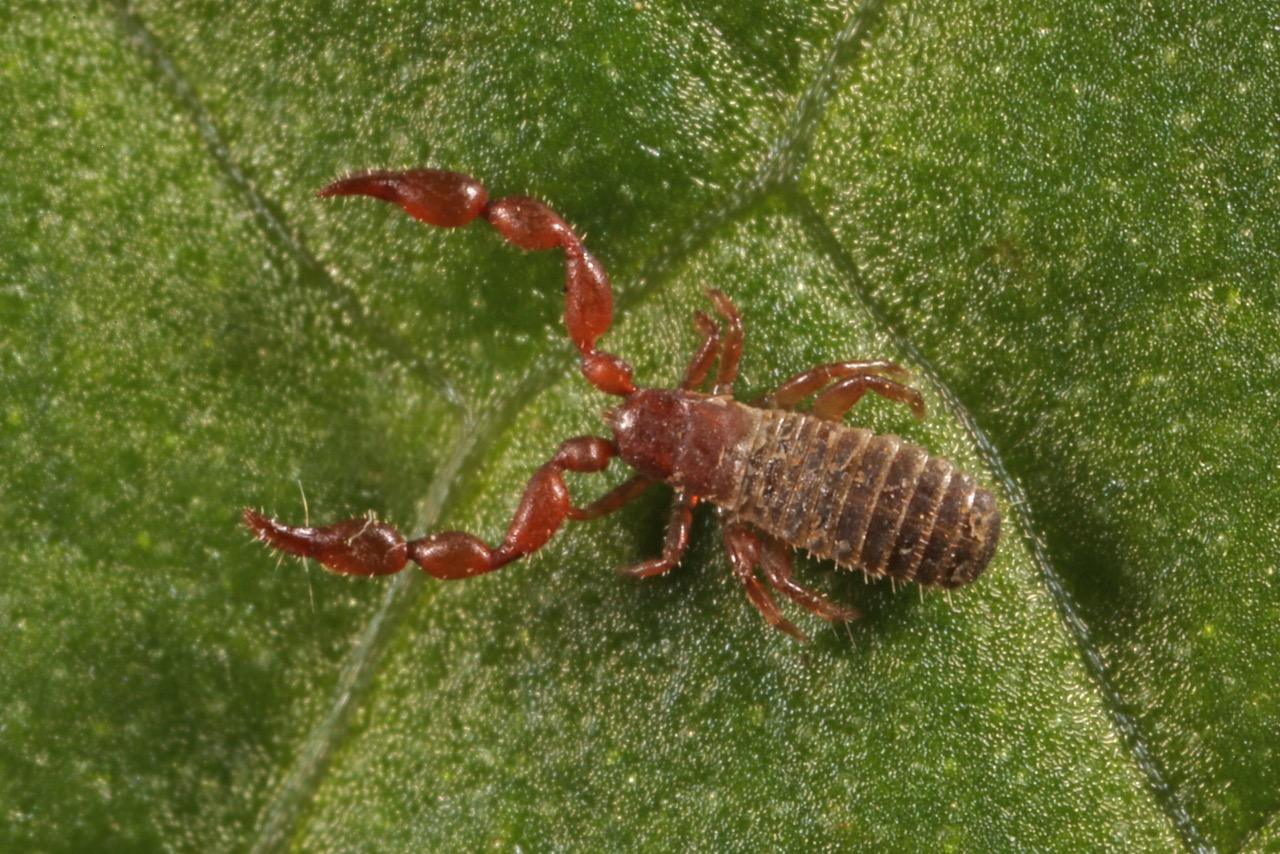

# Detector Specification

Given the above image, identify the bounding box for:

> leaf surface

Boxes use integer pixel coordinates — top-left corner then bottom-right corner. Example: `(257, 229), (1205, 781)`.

(1, 1), (1275, 850)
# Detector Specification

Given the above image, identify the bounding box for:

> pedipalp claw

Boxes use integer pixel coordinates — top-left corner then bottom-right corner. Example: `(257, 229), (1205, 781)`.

(318, 169), (488, 229)
(242, 508), (409, 576)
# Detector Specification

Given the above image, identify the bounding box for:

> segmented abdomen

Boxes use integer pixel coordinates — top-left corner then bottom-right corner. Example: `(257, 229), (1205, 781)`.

(726, 408), (1000, 588)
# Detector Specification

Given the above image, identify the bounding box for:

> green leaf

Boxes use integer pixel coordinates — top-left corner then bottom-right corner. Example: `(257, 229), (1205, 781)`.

(1, 0), (1275, 850)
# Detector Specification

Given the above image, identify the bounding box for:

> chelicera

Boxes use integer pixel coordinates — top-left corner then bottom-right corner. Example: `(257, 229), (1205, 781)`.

(244, 169), (1001, 640)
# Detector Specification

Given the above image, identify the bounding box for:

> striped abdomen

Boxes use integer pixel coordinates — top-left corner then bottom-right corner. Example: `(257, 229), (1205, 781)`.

(723, 408), (1000, 588)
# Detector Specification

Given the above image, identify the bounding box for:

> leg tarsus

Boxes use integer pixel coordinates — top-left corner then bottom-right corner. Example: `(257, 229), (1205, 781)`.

(722, 521), (806, 641)
(618, 491), (697, 579)
(705, 289), (743, 395)
(759, 537), (860, 623)
(681, 311), (720, 391)
(812, 375), (925, 421)
(757, 360), (911, 409)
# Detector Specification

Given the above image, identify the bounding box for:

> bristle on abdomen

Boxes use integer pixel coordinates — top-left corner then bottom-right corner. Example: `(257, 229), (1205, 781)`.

(725, 409), (1000, 588)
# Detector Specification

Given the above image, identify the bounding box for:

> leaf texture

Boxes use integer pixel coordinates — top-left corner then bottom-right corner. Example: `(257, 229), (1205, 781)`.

(1, 1), (1275, 850)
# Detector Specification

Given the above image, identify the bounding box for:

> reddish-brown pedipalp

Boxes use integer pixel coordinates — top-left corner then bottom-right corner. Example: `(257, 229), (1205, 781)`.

(245, 169), (1000, 640)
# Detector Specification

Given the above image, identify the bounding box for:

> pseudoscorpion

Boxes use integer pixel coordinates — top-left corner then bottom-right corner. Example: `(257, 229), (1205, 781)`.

(245, 169), (1001, 640)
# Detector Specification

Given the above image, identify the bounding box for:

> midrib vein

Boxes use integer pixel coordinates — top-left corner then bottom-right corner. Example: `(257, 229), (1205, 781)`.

(112, 2), (465, 411)
(788, 190), (1210, 853)
(764, 1), (1211, 844)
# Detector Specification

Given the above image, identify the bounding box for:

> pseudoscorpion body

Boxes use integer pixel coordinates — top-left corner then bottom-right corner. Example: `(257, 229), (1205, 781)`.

(726, 407), (999, 588)
(245, 168), (1001, 640)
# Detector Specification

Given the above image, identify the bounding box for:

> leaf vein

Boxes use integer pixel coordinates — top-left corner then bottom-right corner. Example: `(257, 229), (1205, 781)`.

(756, 0), (886, 193)
(787, 187), (1213, 854)
(111, 2), (465, 410)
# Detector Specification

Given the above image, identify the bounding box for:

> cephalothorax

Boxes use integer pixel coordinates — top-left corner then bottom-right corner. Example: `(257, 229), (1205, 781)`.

(244, 169), (1000, 640)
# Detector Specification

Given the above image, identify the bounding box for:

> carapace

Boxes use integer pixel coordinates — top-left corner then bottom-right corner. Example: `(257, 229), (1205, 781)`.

(244, 169), (1001, 640)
